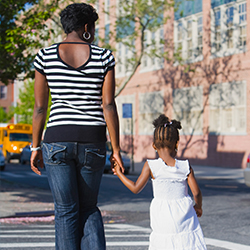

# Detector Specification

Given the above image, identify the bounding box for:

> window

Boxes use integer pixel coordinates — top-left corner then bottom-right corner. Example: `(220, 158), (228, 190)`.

(0, 86), (7, 99)
(94, 28), (99, 45)
(142, 32), (148, 68)
(116, 95), (135, 135)
(116, 39), (135, 76)
(104, 24), (110, 44)
(174, 0), (203, 62)
(173, 86), (203, 135)
(139, 92), (163, 135)
(177, 22), (183, 52)
(209, 81), (246, 134)
(211, 1), (247, 56)
(105, 0), (110, 22)
(117, 43), (122, 73)
(239, 2), (247, 48)
(226, 6), (234, 49)
(139, 27), (164, 72)
(197, 16), (203, 56)
(187, 20), (193, 58)
(214, 10), (221, 52)
(104, 0), (110, 45)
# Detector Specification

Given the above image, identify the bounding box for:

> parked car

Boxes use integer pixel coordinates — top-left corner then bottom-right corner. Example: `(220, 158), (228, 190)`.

(0, 149), (5, 171)
(20, 144), (32, 164)
(244, 154), (250, 187)
(104, 142), (131, 175)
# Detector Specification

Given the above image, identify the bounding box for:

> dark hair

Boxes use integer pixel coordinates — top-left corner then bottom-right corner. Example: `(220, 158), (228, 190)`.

(60, 3), (98, 34)
(153, 114), (182, 149)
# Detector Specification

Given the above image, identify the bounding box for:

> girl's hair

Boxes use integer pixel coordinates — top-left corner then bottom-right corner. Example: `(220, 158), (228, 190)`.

(60, 3), (98, 34)
(153, 114), (182, 149)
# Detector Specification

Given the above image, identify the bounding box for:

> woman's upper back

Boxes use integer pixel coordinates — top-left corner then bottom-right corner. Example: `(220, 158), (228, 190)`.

(33, 42), (115, 143)
(34, 42), (115, 82)
(58, 43), (90, 69)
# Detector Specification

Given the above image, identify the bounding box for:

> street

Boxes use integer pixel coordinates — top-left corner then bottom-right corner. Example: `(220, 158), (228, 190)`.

(0, 162), (250, 250)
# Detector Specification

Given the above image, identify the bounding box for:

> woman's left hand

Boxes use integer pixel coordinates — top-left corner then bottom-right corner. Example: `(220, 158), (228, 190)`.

(30, 150), (44, 175)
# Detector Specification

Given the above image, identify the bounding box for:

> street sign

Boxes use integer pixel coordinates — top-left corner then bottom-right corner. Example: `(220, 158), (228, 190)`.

(122, 103), (132, 118)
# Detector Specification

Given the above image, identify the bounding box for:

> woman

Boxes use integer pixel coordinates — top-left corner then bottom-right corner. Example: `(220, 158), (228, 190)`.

(30, 3), (124, 250)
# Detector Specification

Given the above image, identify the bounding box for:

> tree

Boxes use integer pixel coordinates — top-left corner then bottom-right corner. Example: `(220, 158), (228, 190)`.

(14, 79), (51, 124)
(0, 0), (60, 85)
(96, 0), (179, 96)
(0, 107), (14, 123)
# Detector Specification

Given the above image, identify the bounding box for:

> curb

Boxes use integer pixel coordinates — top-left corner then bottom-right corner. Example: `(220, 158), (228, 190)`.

(0, 210), (55, 219)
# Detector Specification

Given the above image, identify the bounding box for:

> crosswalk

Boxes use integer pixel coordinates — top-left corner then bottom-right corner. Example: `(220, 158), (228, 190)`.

(1, 223), (250, 250)
(0, 224), (150, 250)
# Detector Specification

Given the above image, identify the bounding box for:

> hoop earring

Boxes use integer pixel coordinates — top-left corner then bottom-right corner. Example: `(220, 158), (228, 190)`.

(83, 31), (91, 40)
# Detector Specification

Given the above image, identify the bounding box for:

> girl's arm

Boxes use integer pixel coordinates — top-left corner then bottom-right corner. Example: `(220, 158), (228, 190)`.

(187, 166), (203, 217)
(102, 68), (124, 172)
(30, 70), (49, 175)
(113, 161), (152, 194)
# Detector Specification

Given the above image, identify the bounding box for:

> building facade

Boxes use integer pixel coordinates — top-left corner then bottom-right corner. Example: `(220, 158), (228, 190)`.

(97, 0), (250, 168)
(0, 81), (14, 115)
(2, 0), (249, 168)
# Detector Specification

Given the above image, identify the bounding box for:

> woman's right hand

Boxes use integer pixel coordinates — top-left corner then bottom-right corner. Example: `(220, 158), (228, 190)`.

(30, 150), (44, 175)
(110, 151), (125, 173)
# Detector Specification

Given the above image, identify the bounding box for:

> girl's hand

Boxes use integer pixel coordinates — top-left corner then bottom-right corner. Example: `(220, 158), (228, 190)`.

(30, 150), (44, 175)
(112, 160), (122, 175)
(194, 204), (203, 217)
(110, 151), (124, 173)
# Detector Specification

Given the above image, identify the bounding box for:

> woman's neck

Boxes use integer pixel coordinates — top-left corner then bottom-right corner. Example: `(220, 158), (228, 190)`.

(64, 32), (85, 43)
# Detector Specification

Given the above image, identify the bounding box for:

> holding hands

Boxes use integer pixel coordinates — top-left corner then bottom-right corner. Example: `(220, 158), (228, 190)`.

(110, 152), (124, 175)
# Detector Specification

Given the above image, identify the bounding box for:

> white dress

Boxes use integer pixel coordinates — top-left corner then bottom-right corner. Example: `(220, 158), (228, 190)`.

(147, 158), (207, 250)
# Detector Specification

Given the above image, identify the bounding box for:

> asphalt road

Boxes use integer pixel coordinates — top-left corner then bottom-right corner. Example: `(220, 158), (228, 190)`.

(1, 162), (250, 250)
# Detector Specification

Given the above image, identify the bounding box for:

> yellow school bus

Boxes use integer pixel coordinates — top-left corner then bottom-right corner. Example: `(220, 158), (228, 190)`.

(0, 123), (32, 162)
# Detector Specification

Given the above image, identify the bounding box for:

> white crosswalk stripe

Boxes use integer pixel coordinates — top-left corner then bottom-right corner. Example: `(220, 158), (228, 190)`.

(0, 224), (150, 249)
(0, 224), (249, 250)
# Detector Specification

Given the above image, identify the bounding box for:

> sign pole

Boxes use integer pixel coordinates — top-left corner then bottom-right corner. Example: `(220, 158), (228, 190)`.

(122, 103), (134, 172)
(131, 104), (134, 172)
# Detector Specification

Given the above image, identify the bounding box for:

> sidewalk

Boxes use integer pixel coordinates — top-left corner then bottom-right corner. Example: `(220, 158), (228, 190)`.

(0, 179), (54, 220)
(0, 164), (245, 221)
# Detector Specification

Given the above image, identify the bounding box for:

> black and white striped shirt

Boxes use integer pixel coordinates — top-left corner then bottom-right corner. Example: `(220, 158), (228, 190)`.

(34, 42), (115, 143)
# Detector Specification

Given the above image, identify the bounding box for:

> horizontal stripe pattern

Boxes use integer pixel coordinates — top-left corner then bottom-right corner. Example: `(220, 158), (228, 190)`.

(34, 43), (115, 129)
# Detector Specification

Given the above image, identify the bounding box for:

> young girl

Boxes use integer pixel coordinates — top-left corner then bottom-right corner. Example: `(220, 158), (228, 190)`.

(112, 114), (207, 250)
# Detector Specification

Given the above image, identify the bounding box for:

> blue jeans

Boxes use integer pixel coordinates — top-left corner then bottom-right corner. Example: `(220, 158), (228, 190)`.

(43, 142), (106, 250)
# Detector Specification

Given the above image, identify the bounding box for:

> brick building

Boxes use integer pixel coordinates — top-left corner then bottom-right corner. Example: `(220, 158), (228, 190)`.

(97, 0), (250, 168)
(0, 81), (14, 116)
(2, 0), (249, 168)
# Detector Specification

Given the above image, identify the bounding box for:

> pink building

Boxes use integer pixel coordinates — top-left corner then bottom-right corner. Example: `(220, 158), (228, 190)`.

(0, 81), (14, 116)
(3, 0), (249, 168)
(98, 0), (250, 168)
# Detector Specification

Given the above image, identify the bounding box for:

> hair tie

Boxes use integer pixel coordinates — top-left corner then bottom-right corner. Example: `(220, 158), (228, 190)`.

(164, 121), (172, 127)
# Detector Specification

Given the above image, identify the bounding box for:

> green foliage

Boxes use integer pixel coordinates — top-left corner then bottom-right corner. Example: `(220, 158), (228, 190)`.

(14, 80), (35, 124)
(0, 107), (14, 123)
(14, 79), (51, 125)
(100, 0), (175, 96)
(0, 0), (60, 85)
